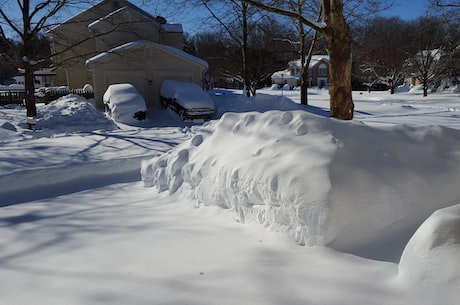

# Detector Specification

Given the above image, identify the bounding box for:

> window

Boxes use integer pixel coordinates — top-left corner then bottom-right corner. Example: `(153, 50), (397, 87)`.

(318, 64), (327, 76)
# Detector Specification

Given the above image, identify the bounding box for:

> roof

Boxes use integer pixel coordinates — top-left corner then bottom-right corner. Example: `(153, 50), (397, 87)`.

(88, 6), (180, 32)
(289, 55), (330, 69)
(49, 0), (159, 33)
(86, 40), (208, 70)
(17, 68), (56, 76)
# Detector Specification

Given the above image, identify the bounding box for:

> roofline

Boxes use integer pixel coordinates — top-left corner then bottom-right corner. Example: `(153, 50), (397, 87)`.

(48, 0), (157, 33)
(86, 40), (208, 70)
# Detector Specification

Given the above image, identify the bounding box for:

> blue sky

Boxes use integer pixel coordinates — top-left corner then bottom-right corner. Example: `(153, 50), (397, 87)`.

(381, 0), (430, 20)
(1, 0), (432, 39)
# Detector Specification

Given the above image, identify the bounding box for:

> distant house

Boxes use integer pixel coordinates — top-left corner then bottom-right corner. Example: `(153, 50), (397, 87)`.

(13, 69), (56, 88)
(271, 55), (329, 89)
(47, 0), (208, 108)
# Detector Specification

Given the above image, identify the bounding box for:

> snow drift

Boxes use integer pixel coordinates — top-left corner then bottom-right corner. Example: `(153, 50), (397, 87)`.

(141, 110), (460, 251)
(398, 204), (460, 303)
(39, 94), (117, 133)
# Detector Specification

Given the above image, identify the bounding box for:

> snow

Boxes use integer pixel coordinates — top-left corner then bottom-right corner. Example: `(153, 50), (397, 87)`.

(398, 204), (460, 303)
(86, 40), (208, 70)
(160, 80), (215, 109)
(161, 23), (183, 33)
(1, 87), (460, 304)
(103, 83), (147, 124)
(141, 95), (460, 254)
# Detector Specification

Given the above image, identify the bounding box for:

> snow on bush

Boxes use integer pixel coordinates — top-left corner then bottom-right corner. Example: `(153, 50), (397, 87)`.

(398, 204), (460, 303)
(141, 110), (460, 250)
(39, 94), (117, 133)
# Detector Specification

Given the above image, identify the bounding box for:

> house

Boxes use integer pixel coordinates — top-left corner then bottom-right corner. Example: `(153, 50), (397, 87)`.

(47, 0), (208, 108)
(271, 55), (329, 89)
(13, 69), (56, 88)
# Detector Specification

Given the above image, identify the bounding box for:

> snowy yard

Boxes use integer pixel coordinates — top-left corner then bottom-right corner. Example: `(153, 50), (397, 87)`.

(1, 86), (459, 304)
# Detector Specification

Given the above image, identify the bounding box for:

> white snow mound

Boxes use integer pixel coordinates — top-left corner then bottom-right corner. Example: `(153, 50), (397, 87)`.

(141, 110), (460, 250)
(39, 94), (117, 133)
(398, 204), (460, 303)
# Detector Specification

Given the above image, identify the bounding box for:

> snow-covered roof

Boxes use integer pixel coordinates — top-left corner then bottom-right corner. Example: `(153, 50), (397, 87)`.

(88, 6), (177, 32)
(86, 40), (208, 70)
(271, 70), (300, 81)
(290, 55), (330, 69)
(88, 7), (139, 30)
(17, 68), (56, 76)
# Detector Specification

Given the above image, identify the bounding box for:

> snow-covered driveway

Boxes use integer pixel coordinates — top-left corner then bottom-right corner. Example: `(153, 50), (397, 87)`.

(0, 181), (398, 305)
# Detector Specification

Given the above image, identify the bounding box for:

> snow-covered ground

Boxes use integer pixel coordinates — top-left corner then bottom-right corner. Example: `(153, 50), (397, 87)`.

(1, 86), (459, 304)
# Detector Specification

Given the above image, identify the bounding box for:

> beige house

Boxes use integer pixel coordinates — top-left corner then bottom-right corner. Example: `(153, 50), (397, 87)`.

(48, 0), (208, 108)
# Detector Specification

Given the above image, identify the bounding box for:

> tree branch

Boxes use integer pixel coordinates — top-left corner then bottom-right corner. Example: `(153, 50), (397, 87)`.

(240, 0), (326, 33)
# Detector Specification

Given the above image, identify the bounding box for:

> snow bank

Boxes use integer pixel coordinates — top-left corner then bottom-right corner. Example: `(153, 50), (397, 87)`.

(39, 94), (117, 133)
(141, 110), (460, 251)
(398, 204), (460, 303)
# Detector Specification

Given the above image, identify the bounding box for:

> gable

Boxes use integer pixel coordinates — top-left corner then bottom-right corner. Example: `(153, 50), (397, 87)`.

(88, 6), (161, 34)
(49, 0), (152, 33)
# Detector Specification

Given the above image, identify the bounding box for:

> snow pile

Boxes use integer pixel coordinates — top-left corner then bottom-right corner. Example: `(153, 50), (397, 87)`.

(408, 84), (425, 94)
(0, 106), (18, 134)
(38, 94), (117, 133)
(142, 110), (460, 251)
(398, 204), (460, 303)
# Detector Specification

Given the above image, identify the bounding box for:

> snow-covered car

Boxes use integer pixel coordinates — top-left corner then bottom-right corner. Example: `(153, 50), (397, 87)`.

(103, 84), (147, 123)
(160, 80), (214, 121)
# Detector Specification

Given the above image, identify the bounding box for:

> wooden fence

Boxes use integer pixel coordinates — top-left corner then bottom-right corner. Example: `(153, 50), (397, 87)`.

(39, 87), (94, 104)
(0, 87), (94, 107)
(0, 90), (25, 106)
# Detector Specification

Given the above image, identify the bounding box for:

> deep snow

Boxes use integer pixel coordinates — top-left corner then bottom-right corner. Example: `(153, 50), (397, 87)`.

(1, 86), (460, 304)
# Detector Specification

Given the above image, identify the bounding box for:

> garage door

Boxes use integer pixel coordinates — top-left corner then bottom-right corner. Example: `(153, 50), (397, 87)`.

(104, 71), (149, 104)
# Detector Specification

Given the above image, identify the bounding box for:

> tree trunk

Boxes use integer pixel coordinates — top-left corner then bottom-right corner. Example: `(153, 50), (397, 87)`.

(298, 3), (308, 105)
(22, 0), (37, 118)
(423, 83), (428, 97)
(24, 66), (37, 117)
(241, 2), (251, 97)
(323, 0), (354, 120)
(300, 66), (309, 105)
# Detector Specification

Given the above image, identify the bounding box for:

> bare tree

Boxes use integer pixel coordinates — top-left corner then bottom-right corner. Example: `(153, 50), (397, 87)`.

(355, 17), (412, 94)
(407, 17), (453, 96)
(0, 0), (72, 120)
(197, 0), (259, 96)
(191, 17), (296, 90)
(286, 0), (322, 106)
(432, 0), (460, 7)
(410, 49), (442, 96)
